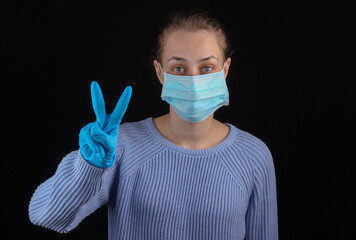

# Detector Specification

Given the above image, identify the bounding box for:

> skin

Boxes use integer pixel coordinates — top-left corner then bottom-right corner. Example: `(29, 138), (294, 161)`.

(152, 29), (232, 150)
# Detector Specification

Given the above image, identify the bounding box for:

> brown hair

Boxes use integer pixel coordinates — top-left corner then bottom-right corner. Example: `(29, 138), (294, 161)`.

(155, 9), (231, 62)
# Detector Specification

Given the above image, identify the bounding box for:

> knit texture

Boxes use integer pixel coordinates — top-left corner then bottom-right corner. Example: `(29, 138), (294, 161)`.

(29, 117), (278, 239)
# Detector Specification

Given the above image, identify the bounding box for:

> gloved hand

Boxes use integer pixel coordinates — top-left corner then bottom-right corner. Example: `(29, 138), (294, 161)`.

(79, 81), (132, 168)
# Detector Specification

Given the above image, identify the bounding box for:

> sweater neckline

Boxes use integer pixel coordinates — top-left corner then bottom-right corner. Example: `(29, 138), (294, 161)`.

(145, 117), (236, 156)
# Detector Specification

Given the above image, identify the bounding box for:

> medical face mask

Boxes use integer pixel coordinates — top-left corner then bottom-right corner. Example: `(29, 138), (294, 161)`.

(160, 64), (229, 122)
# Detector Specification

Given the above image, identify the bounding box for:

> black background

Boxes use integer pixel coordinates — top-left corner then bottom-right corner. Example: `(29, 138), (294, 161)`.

(2, 0), (355, 239)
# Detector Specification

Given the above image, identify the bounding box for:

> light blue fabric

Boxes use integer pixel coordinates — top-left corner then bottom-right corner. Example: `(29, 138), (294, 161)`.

(161, 69), (229, 122)
(29, 118), (279, 239)
(79, 81), (132, 168)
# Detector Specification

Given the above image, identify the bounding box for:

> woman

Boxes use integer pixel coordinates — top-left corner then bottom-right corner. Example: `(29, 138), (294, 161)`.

(29, 9), (278, 239)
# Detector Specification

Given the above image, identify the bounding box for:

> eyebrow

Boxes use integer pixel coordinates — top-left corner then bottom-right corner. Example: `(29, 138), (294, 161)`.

(167, 55), (219, 63)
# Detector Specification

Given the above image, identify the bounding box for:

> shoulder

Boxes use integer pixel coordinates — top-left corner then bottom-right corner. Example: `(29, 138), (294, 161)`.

(227, 125), (277, 193)
(226, 124), (271, 155)
(114, 118), (154, 159)
(119, 118), (148, 133)
(117, 118), (151, 143)
(227, 124), (274, 170)
(114, 117), (165, 181)
(116, 117), (167, 157)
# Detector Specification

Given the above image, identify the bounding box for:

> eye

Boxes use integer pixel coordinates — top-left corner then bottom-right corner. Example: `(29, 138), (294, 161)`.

(201, 66), (213, 73)
(173, 66), (185, 73)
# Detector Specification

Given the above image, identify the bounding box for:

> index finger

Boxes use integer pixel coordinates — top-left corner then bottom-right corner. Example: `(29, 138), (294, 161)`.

(109, 86), (132, 126)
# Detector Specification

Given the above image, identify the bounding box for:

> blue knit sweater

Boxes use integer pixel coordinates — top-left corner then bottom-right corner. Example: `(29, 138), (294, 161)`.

(29, 117), (278, 239)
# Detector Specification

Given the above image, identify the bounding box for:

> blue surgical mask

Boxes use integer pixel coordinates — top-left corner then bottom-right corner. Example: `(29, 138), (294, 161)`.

(160, 64), (229, 122)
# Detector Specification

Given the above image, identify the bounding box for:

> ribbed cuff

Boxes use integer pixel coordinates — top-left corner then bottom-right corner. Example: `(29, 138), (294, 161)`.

(75, 151), (106, 180)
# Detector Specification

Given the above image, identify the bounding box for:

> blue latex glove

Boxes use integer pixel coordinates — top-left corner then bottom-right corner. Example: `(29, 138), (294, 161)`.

(79, 81), (132, 168)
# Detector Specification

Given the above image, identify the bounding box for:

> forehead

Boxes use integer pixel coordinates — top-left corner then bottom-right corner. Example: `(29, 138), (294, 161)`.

(162, 29), (223, 62)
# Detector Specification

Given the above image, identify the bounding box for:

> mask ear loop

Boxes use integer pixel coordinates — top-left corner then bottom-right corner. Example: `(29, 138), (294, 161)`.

(158, 63), (164, 75)
(158, 63), (166, 84)
(222, 61), (226, 72)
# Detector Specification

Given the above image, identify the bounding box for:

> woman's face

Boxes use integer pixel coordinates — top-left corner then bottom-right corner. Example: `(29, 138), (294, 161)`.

(154, 29), (231, 84)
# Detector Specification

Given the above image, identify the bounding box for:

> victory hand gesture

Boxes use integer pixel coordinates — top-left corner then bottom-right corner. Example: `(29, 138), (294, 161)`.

(79, 81), (132, 168)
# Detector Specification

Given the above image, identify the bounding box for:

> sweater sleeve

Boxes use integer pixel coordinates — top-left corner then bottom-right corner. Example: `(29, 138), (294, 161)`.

(28, 150), (118, 233)
(245, 144), (279, 239)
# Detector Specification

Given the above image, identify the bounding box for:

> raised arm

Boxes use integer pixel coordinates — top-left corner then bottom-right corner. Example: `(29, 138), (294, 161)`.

(29, 82), (132, 233)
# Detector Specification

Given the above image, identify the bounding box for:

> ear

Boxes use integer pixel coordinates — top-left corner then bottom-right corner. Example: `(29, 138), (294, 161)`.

(223, 57), (232, 79)
(153, 60), (164, 85)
